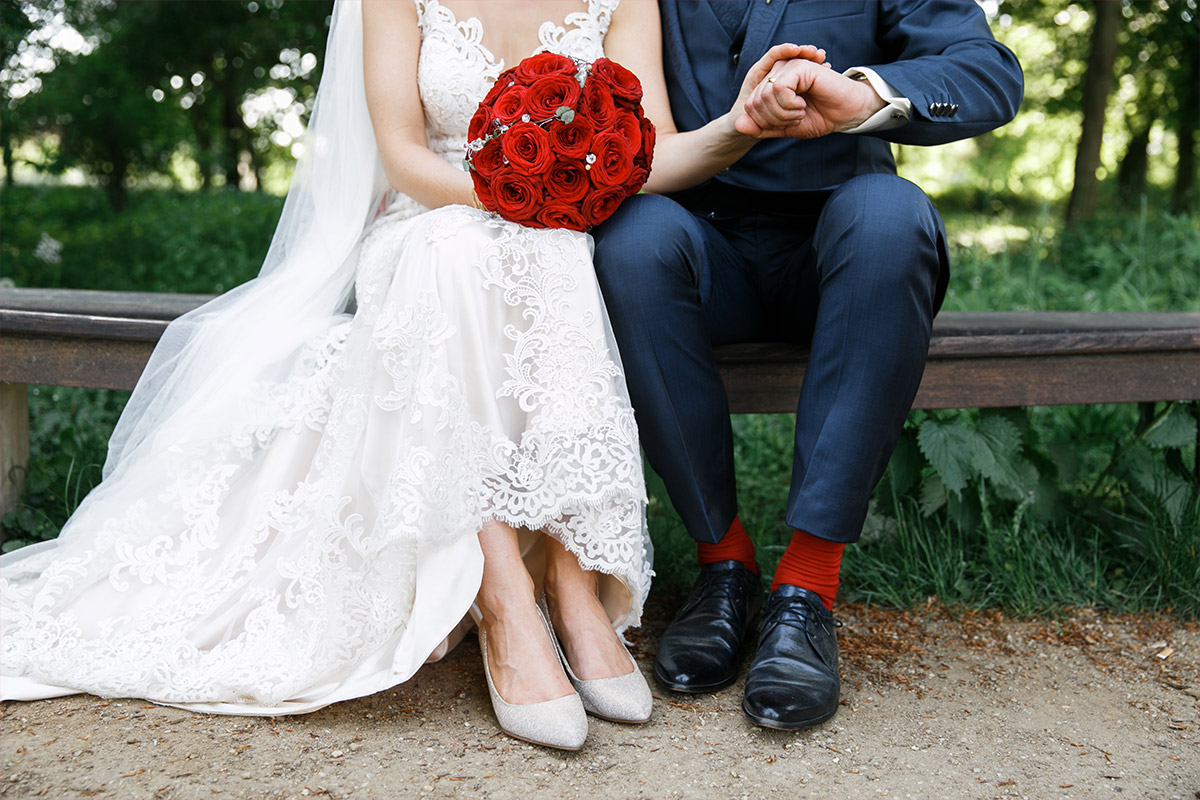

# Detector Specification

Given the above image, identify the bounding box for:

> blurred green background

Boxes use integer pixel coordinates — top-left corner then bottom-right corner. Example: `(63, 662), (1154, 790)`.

(1, 0), (1197, 615)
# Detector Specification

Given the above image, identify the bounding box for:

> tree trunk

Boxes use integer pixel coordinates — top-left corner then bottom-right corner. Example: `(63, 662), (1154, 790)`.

(1065, 0), (1121, 226)
(2, 131), (13, 186)
(1117, 121), (1151, 207)
(221, 81), (242, 188)
(196, 122), (214, 189)
(1172, 36), (1198, 212)
(102, 150), (130, 211)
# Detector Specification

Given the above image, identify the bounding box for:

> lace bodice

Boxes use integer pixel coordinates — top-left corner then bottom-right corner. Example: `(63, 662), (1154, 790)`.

(382, 0), (618, 218)
(417, 0), (617, 159)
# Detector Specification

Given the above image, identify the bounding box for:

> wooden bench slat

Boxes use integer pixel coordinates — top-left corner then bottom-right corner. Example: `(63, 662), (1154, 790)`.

(0, 288), (212, 319)
(2, 288), (1198, 410)
(718, 351), (1199, 413)
(926, 310), (1200, 335)
(1, 310), (174, 342)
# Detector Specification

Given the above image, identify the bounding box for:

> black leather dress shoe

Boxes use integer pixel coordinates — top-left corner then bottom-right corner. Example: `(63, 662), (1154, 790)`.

(653, 560), (763, 693)
(742, 584), (840, 729)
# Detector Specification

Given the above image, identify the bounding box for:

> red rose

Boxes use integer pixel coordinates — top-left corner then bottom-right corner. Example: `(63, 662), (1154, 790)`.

(639, 116), (656, 163)
(536, 202), (589, 231)
(501, 122), (555, 175)
(591, 58), (643, 107)
(470, 168), (496, 209)
(545, 159), (590, 204)
(493, 85), (530, 123)
(613, 109), (642, 152)
(625, 163), (649, 197)
(581, 185), (627, 227)
(489, 168), (541, 221)
(578, 80), (616, 129)
(514, 52), (577, 81)
(587, 131), (635, 187)
(549, 115), (594, 159)
(471, 139), (505, 178)
(525, 75), (582, 120)
(481, 72), (515, 107)
(468, 107), (492, 144)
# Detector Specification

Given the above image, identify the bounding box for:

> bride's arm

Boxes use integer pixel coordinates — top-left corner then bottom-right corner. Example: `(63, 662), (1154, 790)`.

(362, 0), (476, 208)
(602, 0), (812, 195)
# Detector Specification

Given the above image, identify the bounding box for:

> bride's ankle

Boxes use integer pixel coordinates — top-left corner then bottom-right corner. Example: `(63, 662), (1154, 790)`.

(476, 592), (537, 634)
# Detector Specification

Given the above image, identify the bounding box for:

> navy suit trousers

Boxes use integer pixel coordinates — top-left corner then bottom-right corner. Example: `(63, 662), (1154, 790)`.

(592, 174), (946, 545)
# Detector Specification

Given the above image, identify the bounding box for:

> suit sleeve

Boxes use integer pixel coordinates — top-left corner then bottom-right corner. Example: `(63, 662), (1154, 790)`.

(864, 0), (1024, 146)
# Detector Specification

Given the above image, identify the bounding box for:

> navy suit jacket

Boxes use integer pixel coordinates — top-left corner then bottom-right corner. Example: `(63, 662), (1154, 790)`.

(660, 0), (1024, 193)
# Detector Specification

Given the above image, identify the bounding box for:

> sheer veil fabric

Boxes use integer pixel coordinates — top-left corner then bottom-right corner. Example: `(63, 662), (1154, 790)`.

(1, 0), (650, 715)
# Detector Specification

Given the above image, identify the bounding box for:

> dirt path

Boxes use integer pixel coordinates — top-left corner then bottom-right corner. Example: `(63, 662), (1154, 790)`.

(3, 597), (1197, 800)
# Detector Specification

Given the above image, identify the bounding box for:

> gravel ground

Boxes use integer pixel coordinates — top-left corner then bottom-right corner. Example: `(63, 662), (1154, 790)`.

(2, 595), (1197, 800)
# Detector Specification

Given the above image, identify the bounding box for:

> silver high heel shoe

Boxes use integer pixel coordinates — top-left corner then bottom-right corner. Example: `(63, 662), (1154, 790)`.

(539, 596), (653, 724)
(477, 606), (588, 751)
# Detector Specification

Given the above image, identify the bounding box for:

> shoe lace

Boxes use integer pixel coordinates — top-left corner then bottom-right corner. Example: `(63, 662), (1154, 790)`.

(760, 592), (843, 637)
(681, 568), (754, 613)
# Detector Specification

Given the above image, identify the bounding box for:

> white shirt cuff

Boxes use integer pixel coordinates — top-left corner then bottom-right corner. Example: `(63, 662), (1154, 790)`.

(840, 66), (911, 134)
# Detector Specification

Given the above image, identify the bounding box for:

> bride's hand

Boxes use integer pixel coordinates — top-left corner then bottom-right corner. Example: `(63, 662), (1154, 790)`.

(736, 56), (888, 140)
(729, 43), (829, 139)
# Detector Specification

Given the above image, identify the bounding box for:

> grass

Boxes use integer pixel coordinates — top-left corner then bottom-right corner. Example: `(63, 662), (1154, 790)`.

(3, 184), (1198, 617)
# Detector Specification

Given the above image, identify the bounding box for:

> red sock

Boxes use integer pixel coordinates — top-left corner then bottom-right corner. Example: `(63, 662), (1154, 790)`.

(770, 529), (844, 610)
(697, 515), (759, 575)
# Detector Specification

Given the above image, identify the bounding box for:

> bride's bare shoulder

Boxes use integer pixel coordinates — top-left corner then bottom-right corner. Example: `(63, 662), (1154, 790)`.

(362, 0), (419, 31)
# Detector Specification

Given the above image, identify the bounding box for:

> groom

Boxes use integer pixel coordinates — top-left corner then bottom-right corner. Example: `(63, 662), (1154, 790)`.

(593, 1), (1022, 728)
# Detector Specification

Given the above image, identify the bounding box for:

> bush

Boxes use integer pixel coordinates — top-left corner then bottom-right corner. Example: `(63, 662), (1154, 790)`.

(1, 185), (282, 293)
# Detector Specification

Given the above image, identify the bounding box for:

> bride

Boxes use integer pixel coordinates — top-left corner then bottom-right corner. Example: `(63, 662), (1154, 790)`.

(1, 0), (802, 750)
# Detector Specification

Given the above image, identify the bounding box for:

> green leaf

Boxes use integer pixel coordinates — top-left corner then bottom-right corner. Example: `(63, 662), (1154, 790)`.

(947, 490), (981, 532)
(1160, 474), (1198, 529)
(1144, 403), (1197, 449)
(920, 475), (948, 517)
(1118, 446), (1159, 496)
(1047, 440), (1080, 483)
(972, 415), (1026, 489)
(886, 433), (923, 497)
(917, 418), (972, 495)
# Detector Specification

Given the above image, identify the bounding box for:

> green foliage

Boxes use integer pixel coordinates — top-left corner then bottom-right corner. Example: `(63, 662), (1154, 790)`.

(19, 33), (188, 208)
(5, 0), (331, 199)
(2, 386), (128, 551)
(0, 184), (281, 292)
(940, 197), (1200, 313)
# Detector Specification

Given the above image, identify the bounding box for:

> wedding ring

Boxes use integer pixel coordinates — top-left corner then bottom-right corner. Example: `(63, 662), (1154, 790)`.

(767, 77), (776, 84)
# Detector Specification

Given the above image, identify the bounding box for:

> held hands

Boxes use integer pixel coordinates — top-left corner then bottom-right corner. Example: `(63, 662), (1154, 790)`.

(734, 46), (887, 139)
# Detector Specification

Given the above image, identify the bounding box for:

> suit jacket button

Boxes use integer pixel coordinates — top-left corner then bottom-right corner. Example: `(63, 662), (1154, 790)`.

(732, 52), (740, 65)
(949, 103), (959, 116)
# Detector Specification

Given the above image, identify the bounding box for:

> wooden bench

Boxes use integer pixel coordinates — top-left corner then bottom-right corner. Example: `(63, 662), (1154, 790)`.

(2, 287), (1199, 511)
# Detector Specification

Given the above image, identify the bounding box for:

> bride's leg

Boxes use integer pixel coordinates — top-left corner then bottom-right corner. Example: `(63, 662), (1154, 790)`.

(543, 536), (636, 680)
(476, 520), (575, 704)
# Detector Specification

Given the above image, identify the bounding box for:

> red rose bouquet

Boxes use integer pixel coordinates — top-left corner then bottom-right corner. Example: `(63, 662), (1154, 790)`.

(464, 53), (656, 231)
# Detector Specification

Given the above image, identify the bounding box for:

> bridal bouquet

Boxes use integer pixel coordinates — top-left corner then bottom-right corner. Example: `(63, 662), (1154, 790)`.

(464, 53), (655, 231)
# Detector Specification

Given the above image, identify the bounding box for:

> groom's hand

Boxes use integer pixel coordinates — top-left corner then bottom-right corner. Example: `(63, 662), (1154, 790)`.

(736, 58), (887, 139)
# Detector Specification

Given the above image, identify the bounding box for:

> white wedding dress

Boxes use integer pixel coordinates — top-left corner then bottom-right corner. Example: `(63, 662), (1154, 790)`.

(0, 0), (649, 716)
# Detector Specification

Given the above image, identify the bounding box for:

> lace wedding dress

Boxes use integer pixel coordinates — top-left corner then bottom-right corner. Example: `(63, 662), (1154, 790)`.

(0, 0), (649, 716)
